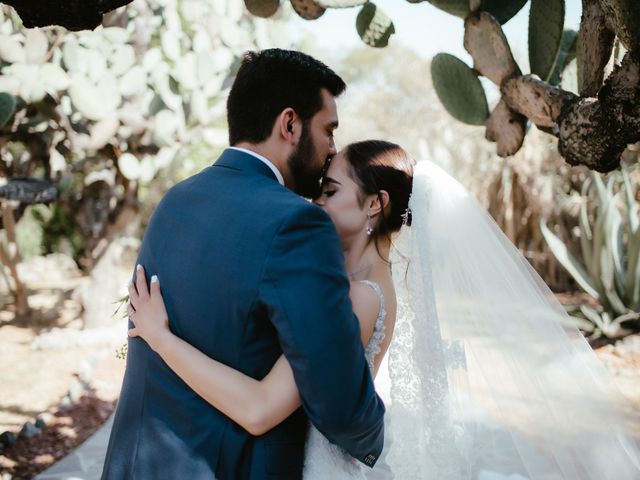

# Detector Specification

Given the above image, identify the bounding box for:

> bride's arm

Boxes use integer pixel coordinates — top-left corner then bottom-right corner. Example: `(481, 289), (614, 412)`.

(127, 266), (298, 436)
(128, 266), (379, 436)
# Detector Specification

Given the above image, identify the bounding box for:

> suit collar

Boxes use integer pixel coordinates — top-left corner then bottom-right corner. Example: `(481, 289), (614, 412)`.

(215, 148), (282, 184)
(227, 147), (284, 185)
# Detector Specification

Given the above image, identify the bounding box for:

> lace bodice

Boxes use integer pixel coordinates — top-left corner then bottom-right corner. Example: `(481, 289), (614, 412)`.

(358, 280), (387, 372)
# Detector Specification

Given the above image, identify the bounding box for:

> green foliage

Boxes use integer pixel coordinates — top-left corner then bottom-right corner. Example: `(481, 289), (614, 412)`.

(319, 0), (366, 6)
(244, 0), (281, 18)
(529, 0), (565, 81)
(431, 53), (489, 126)
(356, 3), (395, 48)
(425, 0), (526, 24)
(548, 29), (578, 86)
(480, 0), (528, 25)
(0, 1), (278, 267)
(0, 92), (16, 127)
(31, 204), (85, 259)
(425, 0), (469, 18)
(542, 168), (640, 338)
(15, 205), (44, 259)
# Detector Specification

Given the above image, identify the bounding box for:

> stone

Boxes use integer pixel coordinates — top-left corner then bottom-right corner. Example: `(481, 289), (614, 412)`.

(0, 430), (17, 449)
(59, 394), (74, 412)
(68, 378), (86, 403)
(19, 421), (41, 439)
(35, 412), (52, 430)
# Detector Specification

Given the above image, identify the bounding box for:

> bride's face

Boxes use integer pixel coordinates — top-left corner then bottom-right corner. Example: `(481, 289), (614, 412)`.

(314, 151), (368, 241)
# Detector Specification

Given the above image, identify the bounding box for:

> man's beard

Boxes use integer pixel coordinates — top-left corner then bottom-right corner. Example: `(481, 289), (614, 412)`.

(288, 124), (326, 199)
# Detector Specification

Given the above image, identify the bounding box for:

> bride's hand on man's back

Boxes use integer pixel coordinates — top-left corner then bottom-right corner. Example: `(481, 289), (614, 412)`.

(127, 264), (171, 352)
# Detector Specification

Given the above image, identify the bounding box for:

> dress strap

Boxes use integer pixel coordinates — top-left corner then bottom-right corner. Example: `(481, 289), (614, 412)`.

(357, 280), (387, 371)
(357, 280), (385, 316)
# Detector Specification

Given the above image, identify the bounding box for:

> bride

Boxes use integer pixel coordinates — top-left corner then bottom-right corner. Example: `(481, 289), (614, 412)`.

(128, 141), (640, 479)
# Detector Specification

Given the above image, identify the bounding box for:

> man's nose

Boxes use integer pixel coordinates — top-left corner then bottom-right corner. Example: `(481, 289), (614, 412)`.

(328, 141), (337, 158)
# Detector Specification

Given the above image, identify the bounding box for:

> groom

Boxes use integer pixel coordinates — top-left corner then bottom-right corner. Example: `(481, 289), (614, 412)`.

(102, 49), (385, 479)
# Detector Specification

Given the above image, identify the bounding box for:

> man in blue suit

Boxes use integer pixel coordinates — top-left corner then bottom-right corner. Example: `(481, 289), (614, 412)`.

(102, 49), (385, 479)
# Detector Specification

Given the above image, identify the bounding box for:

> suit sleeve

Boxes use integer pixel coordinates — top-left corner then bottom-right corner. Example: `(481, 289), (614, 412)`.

(259, 202), (385, 466)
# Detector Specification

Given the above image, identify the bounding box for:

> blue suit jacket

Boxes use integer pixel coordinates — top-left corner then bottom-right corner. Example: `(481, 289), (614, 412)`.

(102, 148), (385, 479)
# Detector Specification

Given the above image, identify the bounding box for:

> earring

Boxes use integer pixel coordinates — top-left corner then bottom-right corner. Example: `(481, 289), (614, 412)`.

(366, 213), (374, 236)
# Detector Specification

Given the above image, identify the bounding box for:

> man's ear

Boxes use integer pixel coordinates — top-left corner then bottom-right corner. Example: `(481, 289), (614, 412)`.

(369, 190), (390, 217)
(278, 108), (298, 143)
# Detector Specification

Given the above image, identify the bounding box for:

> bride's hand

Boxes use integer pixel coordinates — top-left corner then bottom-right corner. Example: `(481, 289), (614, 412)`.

(127, 265), (171, 352)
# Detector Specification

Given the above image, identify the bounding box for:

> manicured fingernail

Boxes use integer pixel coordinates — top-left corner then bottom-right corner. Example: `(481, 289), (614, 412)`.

(136, 264), (142, 271)
(151, 275), (158, 283)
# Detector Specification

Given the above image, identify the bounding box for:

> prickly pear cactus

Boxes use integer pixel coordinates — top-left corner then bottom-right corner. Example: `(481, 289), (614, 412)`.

(426, 0), (527, 24)
(317, 0), (366, 6)
(0, 0), (285, 266)
(244, 0), (281, 18)
(480, 0), (528, 24)
(529, 0), (565, 81)
(548, 29), (578, 86)
(356, 3), (395, 48)
(0, 92), (16, 127)
(431, 53), (489, 126)
(290, 0), (326, 19)
(426, 0), (470, 18)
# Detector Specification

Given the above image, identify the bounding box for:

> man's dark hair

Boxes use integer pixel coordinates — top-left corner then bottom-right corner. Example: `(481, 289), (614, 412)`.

(227, 49), (346, 145)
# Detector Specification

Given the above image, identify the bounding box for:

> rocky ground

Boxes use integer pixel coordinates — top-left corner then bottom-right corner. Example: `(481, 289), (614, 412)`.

(0, 254), (130, 479)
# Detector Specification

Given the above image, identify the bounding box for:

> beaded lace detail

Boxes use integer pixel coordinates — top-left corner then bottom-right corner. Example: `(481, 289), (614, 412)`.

(358, 280), (387, 372)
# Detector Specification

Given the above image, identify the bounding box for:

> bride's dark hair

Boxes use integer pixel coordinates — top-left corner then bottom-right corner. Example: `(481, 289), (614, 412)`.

(343, 140), (414, 240)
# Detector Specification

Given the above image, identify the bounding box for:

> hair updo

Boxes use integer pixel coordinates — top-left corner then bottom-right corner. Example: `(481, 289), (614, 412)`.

(343, 140), (414, 240)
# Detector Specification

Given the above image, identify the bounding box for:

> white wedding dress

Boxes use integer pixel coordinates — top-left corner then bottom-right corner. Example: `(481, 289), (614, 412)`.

(300, 160), (640, 480)
(303, 280), (392, 479)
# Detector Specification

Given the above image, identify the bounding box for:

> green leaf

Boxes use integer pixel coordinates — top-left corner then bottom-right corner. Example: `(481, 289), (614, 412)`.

(564, 314), (596, 333)
(579, 304), (605, 331)
(431, 53), (489, 126)
(68, 75), (108, 121)
(548, 29), (578, 86)
(578, 201), (592, 271)
(529, 0), (565, 81)
(601, 191), (625, 282)
(244, 0), (281, 17)
(541, 220), (600, 300)
(0, 92), (16, 127)
(425, 0), (470, 18)
(356, 3), (395, 48)
(599, 247), (627, 316)
(24, 29), (48, 64)
(480, 0), (528, 25)
(320, 0), (366, 5)
(0, 34), (25, 63)
(622, 166), (639, 234)
(118, 153), (141, 180)
(626, 226), (640, 309)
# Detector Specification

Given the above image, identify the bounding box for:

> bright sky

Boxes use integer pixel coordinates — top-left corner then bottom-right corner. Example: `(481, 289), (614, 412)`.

(289, 0), (582, 64)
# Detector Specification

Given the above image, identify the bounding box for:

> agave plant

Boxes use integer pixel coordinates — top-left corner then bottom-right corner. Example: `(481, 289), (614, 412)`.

(541, 167), (640, 338)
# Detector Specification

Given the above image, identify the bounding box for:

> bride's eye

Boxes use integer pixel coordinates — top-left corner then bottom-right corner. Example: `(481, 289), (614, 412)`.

(322, 189), (336, 197)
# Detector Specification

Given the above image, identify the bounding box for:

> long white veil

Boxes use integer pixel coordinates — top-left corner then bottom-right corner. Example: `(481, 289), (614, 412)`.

(383, 160), (640, 479)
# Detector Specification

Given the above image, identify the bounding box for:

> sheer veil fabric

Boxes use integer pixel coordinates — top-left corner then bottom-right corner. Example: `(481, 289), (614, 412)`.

(382, 160), (640, 479)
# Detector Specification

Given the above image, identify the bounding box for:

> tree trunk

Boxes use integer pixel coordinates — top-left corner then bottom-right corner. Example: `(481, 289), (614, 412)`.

(0, 203), (29, 317)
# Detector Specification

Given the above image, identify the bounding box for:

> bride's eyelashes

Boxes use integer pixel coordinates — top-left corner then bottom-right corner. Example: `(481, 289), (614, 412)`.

(322, 189), (336, 197)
